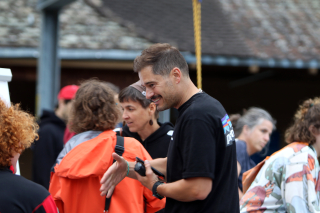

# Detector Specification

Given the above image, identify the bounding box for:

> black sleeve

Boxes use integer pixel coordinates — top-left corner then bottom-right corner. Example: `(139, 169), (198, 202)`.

(235, 141), (250, 191)
(32, 126), (61, 189)
(180, 118), (217, 180)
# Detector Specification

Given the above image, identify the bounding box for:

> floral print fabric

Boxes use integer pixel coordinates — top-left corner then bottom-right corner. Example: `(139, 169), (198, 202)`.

(240, 142), (320, 213)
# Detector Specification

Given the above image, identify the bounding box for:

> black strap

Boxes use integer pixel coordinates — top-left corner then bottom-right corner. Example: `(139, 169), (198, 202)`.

(114, 136), (124, 162)
(104, 136), (125, 212)
(115, 128), (123, 137)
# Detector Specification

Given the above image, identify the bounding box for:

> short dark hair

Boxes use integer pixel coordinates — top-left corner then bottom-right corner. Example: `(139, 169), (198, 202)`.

(119, 86), (159, 119)
(133, 43), (189, 76)
(69, 79), (121, 134)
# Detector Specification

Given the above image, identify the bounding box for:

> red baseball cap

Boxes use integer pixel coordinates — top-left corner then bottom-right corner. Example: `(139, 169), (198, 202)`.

(57, 85), (79, 100)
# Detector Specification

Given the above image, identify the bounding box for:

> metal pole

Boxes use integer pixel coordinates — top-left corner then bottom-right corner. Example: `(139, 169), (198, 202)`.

(36, 9), (60, 116)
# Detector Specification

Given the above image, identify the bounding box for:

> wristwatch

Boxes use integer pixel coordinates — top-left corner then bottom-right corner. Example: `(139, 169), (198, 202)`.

(152, 181), (164, 199)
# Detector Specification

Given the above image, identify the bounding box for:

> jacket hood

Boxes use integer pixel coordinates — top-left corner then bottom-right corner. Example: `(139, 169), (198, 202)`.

(122, 122), (174, 144)
(54, 130), (116, 179)
(39, 110), (65, 127)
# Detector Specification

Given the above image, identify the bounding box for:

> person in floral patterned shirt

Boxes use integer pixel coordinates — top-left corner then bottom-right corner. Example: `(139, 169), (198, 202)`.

(240, 97), (320, 213)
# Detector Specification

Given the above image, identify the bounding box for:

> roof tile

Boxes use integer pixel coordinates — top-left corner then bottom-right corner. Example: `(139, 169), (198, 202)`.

(0, 0), (152, 50)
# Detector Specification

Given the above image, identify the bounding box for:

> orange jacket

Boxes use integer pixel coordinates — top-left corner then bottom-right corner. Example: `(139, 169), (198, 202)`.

(49, 130), (165, 213)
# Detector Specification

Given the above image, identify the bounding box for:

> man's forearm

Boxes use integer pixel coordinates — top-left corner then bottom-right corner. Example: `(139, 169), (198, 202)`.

(156, 177), (212, 202)
(127, 157), (167, 180)
(150, 157), (167, 181)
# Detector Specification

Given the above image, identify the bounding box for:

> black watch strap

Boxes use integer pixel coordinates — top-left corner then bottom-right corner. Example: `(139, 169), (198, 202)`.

(152, 181), (164, 200)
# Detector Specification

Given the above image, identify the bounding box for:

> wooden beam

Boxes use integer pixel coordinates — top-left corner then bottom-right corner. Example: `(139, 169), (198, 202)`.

(0, 59), (134, 70)
(0, 59), (37, 67)
(61, 60), (134, 70)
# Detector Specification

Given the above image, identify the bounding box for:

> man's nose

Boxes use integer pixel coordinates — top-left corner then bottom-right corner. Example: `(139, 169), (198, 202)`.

(146, 88), (154, 100)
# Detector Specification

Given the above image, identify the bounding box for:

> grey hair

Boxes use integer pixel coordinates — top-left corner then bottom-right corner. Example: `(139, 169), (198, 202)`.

(234, 107), (276, 138)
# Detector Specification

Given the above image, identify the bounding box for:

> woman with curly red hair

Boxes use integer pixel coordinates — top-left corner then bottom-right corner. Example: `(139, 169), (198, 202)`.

(0, 99), (57, 213)
(240, 97), (320, 212)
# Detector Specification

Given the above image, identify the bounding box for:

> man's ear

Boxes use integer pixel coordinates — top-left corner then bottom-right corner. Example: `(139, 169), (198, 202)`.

(170, 67), (182, 84)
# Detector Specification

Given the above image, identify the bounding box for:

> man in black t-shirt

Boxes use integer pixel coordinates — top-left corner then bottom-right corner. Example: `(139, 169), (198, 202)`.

(100, 43), (239, 213)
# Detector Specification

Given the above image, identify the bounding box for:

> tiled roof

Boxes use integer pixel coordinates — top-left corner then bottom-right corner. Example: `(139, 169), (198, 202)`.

(99, 0), (320, 60)
(218, 0), (320, 60)
(0, 0), (152, 50)
(2, 0), (320, 61)
(0, 0), (40, 47)
(99, 0), (252, 57)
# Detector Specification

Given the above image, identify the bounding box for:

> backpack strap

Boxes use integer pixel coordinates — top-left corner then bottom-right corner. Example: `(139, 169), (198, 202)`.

(104, 136), (125, 212)
(114, 128), (123, 137)
(114, 136), (124, 162)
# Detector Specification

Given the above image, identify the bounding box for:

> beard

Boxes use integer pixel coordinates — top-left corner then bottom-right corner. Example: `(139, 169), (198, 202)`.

(153, 80), (178, 111)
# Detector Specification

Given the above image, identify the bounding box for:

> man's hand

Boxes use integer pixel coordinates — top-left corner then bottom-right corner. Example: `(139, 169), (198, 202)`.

(135, 160), (159, 191)
(100, 153), (127, 197)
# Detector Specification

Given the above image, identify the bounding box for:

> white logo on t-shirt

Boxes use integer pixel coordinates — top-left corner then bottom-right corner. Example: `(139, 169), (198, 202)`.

(221, 114), (235, 146)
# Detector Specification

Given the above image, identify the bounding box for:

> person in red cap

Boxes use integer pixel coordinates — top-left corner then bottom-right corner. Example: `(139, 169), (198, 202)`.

(32, 85), (79, 189)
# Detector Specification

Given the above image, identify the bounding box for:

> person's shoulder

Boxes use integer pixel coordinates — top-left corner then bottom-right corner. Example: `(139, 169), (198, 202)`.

(236, 140), (247, 150)
(160, 122), (174, 131)
(123, 136), (142, 146)
(165, 126), (174, 138)
(236, 140), (249, 161)
(205, 94), (226, 113)
(267, 143), (312, 168)
(273, 142), (311, 159)
(38, 123), (64, 141)
(153, 122), (174, 140)
(123, 137), (151, 160)
(39, 117), (65, 133)
(11, 174), (50, 198)
(292, 144), (317, 164)
(190, 93), (224, 111)
(39, 122), (61, 131)
(185, 93), (226, 121)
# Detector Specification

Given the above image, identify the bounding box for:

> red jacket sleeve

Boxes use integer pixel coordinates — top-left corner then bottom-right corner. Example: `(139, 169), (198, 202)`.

(34, 195), (58, 213)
